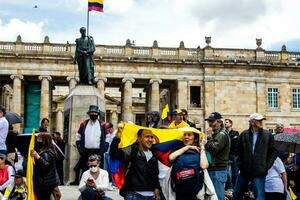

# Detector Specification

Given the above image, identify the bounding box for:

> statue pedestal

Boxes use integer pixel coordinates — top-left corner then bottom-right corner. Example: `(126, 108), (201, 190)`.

(63, 85), (105, 183)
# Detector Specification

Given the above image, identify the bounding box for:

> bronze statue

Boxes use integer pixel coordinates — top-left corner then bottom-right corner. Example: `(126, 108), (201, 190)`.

(74, 27), (95, 85)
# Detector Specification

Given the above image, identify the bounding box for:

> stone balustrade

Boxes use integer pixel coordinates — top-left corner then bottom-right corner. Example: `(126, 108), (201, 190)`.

(0, 39), (299, 63)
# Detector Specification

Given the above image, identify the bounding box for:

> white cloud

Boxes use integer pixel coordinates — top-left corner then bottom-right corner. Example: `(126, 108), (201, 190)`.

(0, 18), (45, 42)
(0, 0), (300, 50)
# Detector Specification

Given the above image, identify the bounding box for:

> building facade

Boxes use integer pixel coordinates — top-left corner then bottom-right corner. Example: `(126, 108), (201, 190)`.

(1, 36), (300, 135)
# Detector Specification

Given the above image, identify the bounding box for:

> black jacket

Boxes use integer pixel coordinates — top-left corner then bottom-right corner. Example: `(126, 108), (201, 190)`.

(109, 137), (160, 196)
(76, 119), (106, 156)
(226, 129), (239, 155)
(34, 149), (60, 188)
(236, 128), (277, 177)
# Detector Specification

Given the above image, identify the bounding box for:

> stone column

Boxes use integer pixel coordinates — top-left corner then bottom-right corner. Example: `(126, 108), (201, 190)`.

(111, 110), (118, 128)
(255, 80), (266, 114)
(10, 75), (24, 130)
(203, 78), (215, 129)
(177, 78), (188, 109)
(280, 83), (291, 112)
(66, 76), (79, 91)
(149, 79), (162, 111)
(95, 77), (107, 101)
(0, 84), (3, 106)
(4, 89), (11, 111)
(56, 108), (64, 134)
(121, 77), (135, 122)
(39, 76), (52, 121)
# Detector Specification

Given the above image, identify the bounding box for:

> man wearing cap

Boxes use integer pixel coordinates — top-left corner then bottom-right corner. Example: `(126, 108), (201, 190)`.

(0, 106), (9, 155)
(234, 113), (277, 200)
(71, 105), (106, 185)
(169, 109), (189, 128)
(205, 112), (230, 200)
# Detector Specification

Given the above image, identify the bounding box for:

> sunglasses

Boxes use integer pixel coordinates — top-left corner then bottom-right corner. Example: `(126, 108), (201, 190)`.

(89, 165), (97, 168)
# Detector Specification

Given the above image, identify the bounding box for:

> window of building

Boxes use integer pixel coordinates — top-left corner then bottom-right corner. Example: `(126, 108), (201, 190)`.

(267, 88), (278, 109)
(292, 88), (300, 109)
(190, 86), (201, 107)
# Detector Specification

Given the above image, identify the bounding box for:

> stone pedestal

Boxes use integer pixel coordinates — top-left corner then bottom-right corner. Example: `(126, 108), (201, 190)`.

(63, 85), (105, 183)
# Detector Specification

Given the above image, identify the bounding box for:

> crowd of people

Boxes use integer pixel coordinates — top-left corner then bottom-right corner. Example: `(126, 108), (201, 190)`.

(0, 103), (300, 200)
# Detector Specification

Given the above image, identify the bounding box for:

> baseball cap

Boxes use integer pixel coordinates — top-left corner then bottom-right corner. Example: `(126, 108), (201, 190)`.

(205, 112), (223, 121)
(174, 109), (184, 115)
(249, 113), (266, 121)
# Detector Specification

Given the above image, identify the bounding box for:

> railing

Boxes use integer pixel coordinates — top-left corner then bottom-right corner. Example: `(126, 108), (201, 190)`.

(0, 40), (299, 64)
(265, 51), (280, 61)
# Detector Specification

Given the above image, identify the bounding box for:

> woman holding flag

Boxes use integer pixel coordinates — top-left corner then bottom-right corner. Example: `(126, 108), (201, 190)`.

(30, 133), (60, 200)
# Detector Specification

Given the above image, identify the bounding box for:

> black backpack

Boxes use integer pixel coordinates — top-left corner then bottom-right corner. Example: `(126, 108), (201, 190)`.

(171, 149), (204, 195)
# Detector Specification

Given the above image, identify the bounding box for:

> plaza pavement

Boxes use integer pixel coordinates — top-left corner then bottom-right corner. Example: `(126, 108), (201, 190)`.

(59, 186), (122, 200)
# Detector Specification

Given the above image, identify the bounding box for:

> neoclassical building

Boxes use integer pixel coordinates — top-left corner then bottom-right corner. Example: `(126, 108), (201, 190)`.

(1, 36), (300, 135)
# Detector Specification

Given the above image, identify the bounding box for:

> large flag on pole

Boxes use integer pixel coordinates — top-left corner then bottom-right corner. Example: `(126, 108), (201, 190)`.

(26, 129), (36, 200)
(88, 0), (104, 12)
(161, 104), (171, 125)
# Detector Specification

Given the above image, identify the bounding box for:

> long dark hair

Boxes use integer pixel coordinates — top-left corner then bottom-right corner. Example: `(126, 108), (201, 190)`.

(38, 133), (57, 157)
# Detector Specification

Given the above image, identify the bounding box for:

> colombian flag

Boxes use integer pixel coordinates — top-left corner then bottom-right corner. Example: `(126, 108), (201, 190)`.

(88, 0), (104, 12)
(161, 104), (171, 125)
(109, 123), (203, 188)
(26, 129), (36, 200)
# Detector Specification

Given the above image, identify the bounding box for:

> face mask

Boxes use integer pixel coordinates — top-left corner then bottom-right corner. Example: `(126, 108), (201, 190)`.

(90, 166), (98, 173)
(90, 115), (98, 121)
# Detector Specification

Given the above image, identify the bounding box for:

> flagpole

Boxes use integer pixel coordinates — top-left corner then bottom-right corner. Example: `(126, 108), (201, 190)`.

(87, 2), (90, 37)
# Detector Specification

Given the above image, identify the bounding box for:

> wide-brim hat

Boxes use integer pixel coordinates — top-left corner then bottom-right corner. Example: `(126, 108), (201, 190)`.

(87, 105), (100, 114)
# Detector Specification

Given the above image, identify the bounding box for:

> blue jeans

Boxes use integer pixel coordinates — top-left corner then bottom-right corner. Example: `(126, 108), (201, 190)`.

(124, 192), (154, 200)
(227, 154), (238, 189)
(233, 174), (265, 200)
(81, 187), (112, 200)
(208, 170), (228, 200)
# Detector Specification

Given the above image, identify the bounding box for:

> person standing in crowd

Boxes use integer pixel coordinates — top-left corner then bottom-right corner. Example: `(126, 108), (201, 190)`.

(6, 125), (18, 166)
(0, 106), (9, 155)
(39, 118), (50, 132)
(71, 105), (106, 185)
(169, 109), (189, 128)
(30, 133), (60, 200)
(275, 122), (284, 134)
(110, 129), (161, 200)
(52, 132), (65, 185)
(146, 111), (160, 128)
(265, 156), (288, 200)
(181, 109), (196, 128)
(205, 112), (230, 200)
(0, 153), (14, 196)
(169, 131), (209, 200)
(224, 118), (239, 190)
(79, 155), (112, 200)
(234, 113), (277, 200)
(103, 122), (117, 191)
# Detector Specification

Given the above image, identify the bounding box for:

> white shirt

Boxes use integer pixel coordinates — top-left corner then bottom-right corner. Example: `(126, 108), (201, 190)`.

(84, 120), (102, 149)
(265, 157), (286, 193)
(78, 168), (109, 193)
(0, 117), (9, 151)
(252, 132), (258, 153)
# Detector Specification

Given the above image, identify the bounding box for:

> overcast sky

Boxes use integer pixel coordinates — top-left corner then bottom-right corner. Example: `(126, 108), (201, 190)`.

(0, 0), (299, 51)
